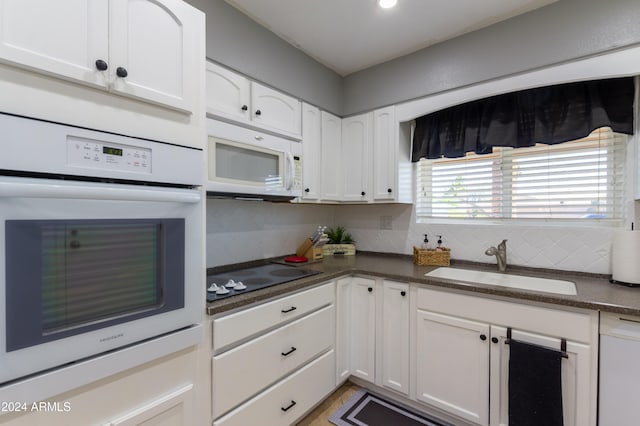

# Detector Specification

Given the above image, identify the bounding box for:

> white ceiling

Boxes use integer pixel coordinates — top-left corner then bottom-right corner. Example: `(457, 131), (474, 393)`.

(224, 0), (557, 76)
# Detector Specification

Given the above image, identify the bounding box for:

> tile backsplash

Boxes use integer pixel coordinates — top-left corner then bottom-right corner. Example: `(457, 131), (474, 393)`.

(206, 199), (335, 267)
(206, 199), (623, 274)
(335, 204), (618, 274)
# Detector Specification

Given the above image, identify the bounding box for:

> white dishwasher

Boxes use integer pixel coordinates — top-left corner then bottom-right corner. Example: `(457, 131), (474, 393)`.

(599, 313), (640, 426)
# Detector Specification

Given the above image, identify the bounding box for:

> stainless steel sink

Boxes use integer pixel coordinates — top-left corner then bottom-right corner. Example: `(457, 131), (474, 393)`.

(425, 267), (577, 295)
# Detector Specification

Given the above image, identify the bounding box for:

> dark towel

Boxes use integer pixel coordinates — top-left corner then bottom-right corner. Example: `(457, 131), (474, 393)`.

(508, 339), (564, 426)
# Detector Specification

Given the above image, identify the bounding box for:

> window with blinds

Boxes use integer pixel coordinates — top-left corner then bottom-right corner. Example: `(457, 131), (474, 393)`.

(416, 127), (626, 221)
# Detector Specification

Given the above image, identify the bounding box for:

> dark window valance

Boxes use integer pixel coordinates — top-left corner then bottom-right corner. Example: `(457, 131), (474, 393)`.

(411, 77), (635, 161)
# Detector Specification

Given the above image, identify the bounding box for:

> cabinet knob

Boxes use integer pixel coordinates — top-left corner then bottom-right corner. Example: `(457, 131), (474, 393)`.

(368, 287), (373, 293)
(480, 334), (487, 341)
(95, 59), (108, 71)
(400, 291), (406, 297)
(255, 109), (262, 116)
(491, 337), (499, 344)
(116, 67), (128, 78)
(387, 188), (392, 193)
(304, 188), (310, 193)
(241, 104), (248, 111)
(361, 191), (366, 196)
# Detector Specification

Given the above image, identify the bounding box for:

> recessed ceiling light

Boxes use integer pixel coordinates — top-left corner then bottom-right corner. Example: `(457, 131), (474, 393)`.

(379, 0), (397, 9)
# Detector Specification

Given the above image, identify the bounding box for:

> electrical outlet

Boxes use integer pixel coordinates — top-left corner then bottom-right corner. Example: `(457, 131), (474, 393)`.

(380, 215), (392, 230)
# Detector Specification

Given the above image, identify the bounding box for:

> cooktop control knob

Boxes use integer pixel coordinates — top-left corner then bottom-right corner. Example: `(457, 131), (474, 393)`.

(225, 279), (237, 288)
(207, 283), (219, 292)
(234, 281), (247, 290)
(216, 286), (230, 295)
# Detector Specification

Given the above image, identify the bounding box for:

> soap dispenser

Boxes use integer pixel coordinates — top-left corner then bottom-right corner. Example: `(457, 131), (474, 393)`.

(421, 234), (429, 249)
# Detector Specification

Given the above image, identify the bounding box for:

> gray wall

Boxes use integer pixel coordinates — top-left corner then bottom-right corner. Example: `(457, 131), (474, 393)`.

(185, 0), (344, 115)
(188, 0), (640, 117)
(343, 0), (640, 115)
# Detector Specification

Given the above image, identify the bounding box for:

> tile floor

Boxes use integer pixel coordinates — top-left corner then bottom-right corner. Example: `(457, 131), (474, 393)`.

(296, 382), (360, 425)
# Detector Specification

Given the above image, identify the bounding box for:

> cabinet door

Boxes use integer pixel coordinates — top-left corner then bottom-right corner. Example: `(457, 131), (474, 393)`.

(109, 0), (198, 112)
(350, 277), (376, 382)
(106, 385), (194, 426)
(336, 277), (352, 383)
(490, 328), (593, 426)
(416, 310), (490, 426)
(381, 280), (409, 395)
(341, 113), (371, 202)
(320, 111), (342, 201)
(206, 62), (251, 122)
(0, 0), (109, 88)
(251, 82), (301, 138)
(373, 106), (397, 200)
(301, 103), (322, 200)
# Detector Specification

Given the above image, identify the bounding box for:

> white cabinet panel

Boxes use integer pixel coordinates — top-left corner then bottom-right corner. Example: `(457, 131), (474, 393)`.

(206, 62), (250, 121)
(320, 111), (342, 201)
(341, 113), (371, 201)
(336, 277), (352, 383)
(381, 280), (409, 395)
(0, 0), (109, 88)
(301, 103), (322, 200)
(251, 82), (301, 137)
(109, 0), (197, 112)
(106, 385), (194, 426)
(416, 310), (490, 426)
(349, 277), (376, 382)
(373, 106), (397, 200)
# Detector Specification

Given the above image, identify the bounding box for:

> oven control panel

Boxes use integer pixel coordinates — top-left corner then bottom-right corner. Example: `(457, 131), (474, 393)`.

(67, 136), (152, 174)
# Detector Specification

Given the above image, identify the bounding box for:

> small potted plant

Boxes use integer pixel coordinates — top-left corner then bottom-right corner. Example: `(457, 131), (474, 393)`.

(323, 226), (356, 256)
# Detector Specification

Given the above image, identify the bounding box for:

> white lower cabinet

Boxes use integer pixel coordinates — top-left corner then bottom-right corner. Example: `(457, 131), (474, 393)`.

(349, 277), (377, 382)
(416, 311), (490, 425)
(213, 350), (335, 426)
(211, 282), (336, 424)
(336, 277), (352, 383)
(381, 280), (410, 395)
(416, 287), (597, 426)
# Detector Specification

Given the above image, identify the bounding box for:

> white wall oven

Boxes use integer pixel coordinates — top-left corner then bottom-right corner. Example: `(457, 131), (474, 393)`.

(206, 119), (302, 200)
(0, 113), (203, 384)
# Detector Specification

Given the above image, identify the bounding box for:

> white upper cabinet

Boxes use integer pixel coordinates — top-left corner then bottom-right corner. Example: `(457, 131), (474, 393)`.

(0, 1), (109, 87)
(373, 106), (398, 200)
(251, 82), (301, 137)
(341, 113), (372, 202)
(108, 0), (198, 112)
(0, 0), (197, 113)
(206, 62), (251, 122)
(301, 103), (322, 200)
(320, 111), (342, 201)
(205, 62), (302, 139)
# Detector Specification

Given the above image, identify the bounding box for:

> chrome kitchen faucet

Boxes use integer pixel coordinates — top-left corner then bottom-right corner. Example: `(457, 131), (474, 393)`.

(485, 239), (507, 272)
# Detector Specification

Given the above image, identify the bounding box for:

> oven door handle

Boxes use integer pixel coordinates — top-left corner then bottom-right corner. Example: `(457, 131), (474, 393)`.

(0, 177), (201, 203)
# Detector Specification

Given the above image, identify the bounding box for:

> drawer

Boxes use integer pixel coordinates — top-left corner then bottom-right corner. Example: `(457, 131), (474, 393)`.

(214, 349), (335, 426)
(417, 287), (594, 343)
(213, 282), (334, 350)
(212, 304), (335, 417)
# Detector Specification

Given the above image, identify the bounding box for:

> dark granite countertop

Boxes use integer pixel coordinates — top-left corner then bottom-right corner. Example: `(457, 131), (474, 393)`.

(206, 252), (640, 317)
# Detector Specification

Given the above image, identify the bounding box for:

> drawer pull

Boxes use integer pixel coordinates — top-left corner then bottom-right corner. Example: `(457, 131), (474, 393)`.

(281, 400), (297, 412)
(281, 306), (297, 313)
(281, 346), (297, 357)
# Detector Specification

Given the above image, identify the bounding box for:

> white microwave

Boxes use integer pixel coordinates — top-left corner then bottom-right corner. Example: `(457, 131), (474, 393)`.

(206, 119), (302, 200)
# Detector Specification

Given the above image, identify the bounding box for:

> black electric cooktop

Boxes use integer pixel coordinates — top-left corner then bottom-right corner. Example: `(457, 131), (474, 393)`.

(206, 263), (321, 302)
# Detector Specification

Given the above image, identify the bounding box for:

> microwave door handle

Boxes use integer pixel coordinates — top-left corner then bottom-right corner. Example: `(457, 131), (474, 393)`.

(285, 152), (294, 191)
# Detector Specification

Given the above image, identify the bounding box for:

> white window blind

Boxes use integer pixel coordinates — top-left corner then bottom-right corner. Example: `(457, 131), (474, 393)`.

(416, 128), (626, 221)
